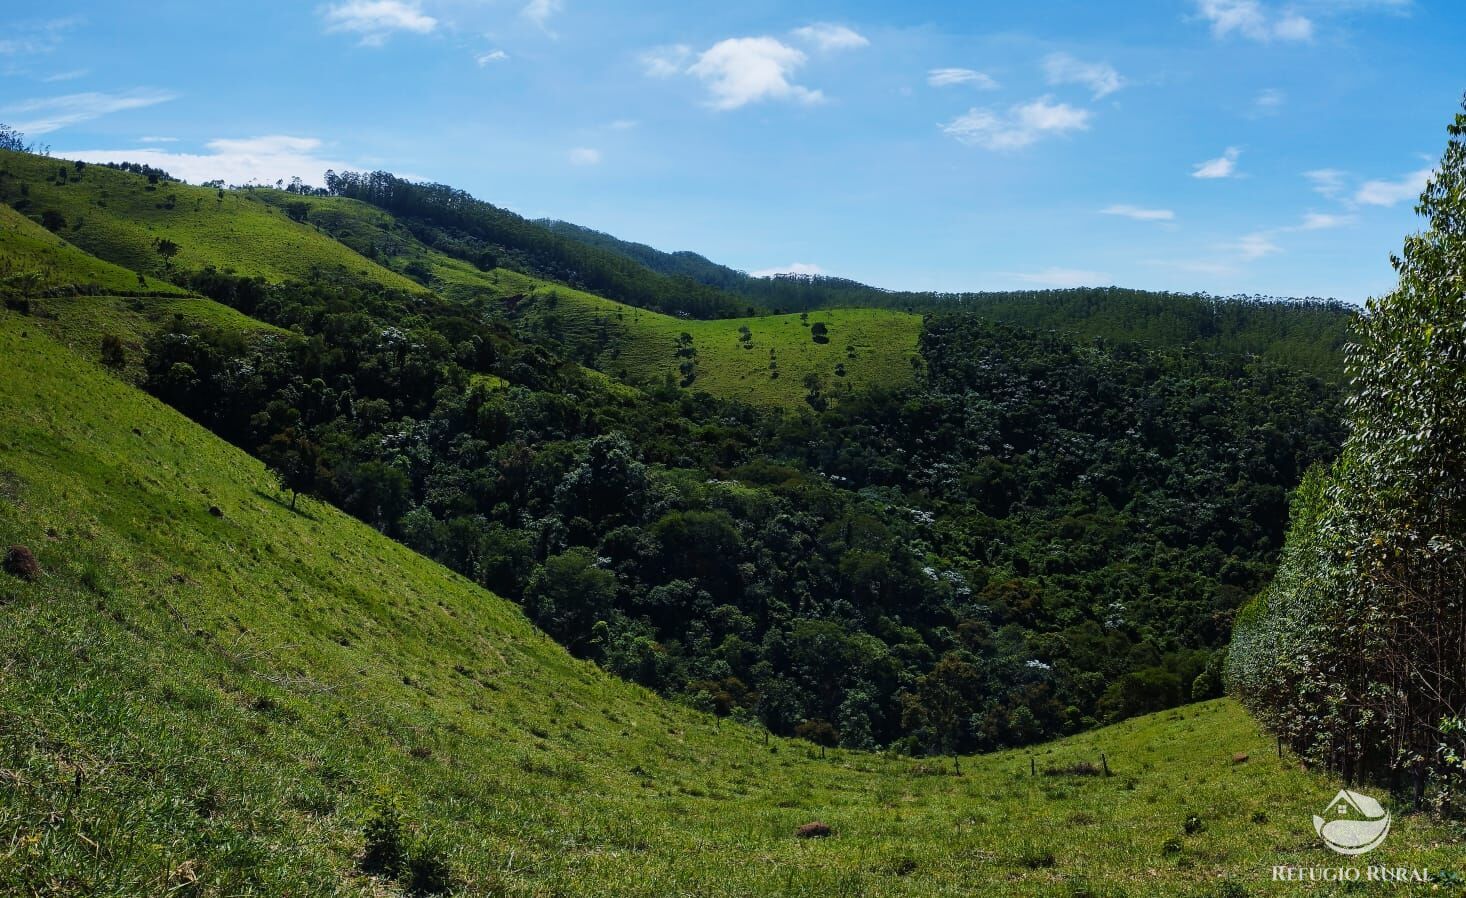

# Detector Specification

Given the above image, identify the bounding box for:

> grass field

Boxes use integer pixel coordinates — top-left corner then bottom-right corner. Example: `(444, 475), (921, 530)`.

(0, 150), (423, 291)
(2, 308), (1460, 897)
(499, 270), (925, 408)
(0, 202), (188, 296)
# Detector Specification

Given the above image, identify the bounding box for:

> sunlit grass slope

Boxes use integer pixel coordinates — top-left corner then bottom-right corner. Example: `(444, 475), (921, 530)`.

(0, 150), (423, 291)
(0, 310), (1459, 896)
(0, 202), (188, 295)
(498, 270), (925, 407)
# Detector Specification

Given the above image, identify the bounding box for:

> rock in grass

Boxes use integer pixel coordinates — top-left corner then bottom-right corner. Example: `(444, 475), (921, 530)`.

(4, 545), (41, 581)
(1232, 752), (1249, 765)
(795, 822), (832, 839)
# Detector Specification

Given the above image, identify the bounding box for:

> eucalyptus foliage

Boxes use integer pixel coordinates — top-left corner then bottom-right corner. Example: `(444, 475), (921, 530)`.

(1229, 101), (1466, 803)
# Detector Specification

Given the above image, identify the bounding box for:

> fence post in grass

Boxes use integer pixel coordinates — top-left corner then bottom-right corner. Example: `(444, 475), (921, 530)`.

(1101, 753), (1109, 777)
(1031, 757), (1036, 777)
(1277, 736), (1282, 759)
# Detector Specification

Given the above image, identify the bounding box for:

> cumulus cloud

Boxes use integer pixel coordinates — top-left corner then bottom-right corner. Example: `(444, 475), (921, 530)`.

(60, 135), (356, 187)
(567, 147), (601, 166)
(926, 68), (998, 90)
(751, 262), (827, 278)
(941, 96), (1090, 151)
(323, 0), (436, 45)
(687, 37), (822, 110)
(791, 23), (869, 52)
(1101, 204), (1176, 222)
(1355, 167), (1432, 206)
(5, 88), (176, 135)
(1043, 53), (1125, 99)
(1012, 267), (1109, 288)
(1192, 147), (1241, 179)
(1194, 0), (1313, 42)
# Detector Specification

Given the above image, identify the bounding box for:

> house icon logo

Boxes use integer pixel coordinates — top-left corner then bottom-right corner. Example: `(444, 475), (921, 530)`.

(1313, 790), (1391, 856)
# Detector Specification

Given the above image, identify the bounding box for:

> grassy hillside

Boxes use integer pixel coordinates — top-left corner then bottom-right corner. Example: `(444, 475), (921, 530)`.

(0, 202), (187, 296)
(1, 308), (1460, 896)
(500, 269), (924, 407)
(0, 150), (423, 292)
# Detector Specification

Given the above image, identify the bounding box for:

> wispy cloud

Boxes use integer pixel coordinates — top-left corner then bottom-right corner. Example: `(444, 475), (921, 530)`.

(1234, 231), (1282, 260)
(62, 135), (355, 187)
(686, 37), (822, 110)
(1043, 53), (1125, 99)
(1252, 87), (1285, 114)
(0, 16), (84, 57)
(5, 89), (176, 135)
(927, 68), (998, 90)
(1304, 168), (1347, 198)
(640, 44), (691, 78)
(1193, 147), (1241, 179)
(139, 135), (179, 143)
(1298, 211), (1357, 230)
(521, 0), (562, 29)
(791, 23), (868, 52)
(1193, 0), (1313, 42)
(941, 96), (1090, 151)
(323, 0), (436, 46)
(476, 49), (509, 65)
(751, 262), (827, 278)
(1101, 204), (1175, 222)
(1355, 166), (1432, 206)
(567, 147), (601, 166)
(41, 68), (89, 83)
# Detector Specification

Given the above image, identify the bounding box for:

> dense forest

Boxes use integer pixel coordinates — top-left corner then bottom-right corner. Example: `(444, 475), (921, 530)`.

(1228, 104), (1466, 809)
(149, 265), (1342, 752)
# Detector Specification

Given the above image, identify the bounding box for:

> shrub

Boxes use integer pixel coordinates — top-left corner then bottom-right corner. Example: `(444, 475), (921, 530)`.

(100, 334), (127, 369)
(360, 805), (406, 877)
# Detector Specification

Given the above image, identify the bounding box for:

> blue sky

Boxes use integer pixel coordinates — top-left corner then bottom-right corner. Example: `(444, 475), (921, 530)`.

(2, 0), (1462, 301)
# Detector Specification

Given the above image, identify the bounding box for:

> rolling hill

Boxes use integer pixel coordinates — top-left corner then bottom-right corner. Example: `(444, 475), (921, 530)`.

(0, 149), (423, 292)
(2, 310), (1458, 896)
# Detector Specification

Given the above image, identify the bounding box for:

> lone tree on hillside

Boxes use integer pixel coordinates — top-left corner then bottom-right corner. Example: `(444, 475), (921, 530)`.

(259, 427), (328, 511)
(154, 237), (181, 269)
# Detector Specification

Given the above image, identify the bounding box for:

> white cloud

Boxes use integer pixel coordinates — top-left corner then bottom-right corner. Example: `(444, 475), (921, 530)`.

(0, 16), (83, 57)
(5, 89), (176, 135)
(751, 262), (827, 278)
(1304, 168), (1347, 198)
(926, 68), (998, 90)
(1253, 87), (1285, 113)
(1355, 167), (1432, 206)
(41, 68), (89, 83)
(139, 135), (178, 143)
(476, 49), (509, 65)
(1192, 147), (1241, 179)
(1299, 211), (1356, 230)
(323, 0), (436, 45)
(1012, 267), (1109, 288)
(1234, 232), (1282, 260)
(686, 37), (822, 110)
(522, 0), (562, 28)
(1194, 0), (1313, 42)
(640, 44), (691, 78)
(567, 147), (601, 166)
(1101, 204), (1175, 222)
(60, 135), (355, 187)
(1043, 53), (1125, 99)
(941, 96), (1090, 151)
(791, 23), (869, 52)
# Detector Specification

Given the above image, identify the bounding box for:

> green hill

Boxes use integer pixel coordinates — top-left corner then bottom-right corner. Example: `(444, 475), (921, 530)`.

(0, 202), (187, 296)
(0, 150), (423, 292)
(2, 309), (1458, 896)
(500, 269), (924, 407)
